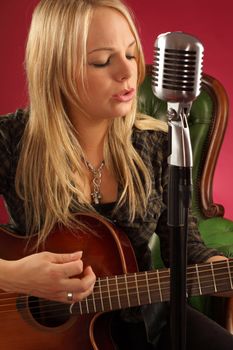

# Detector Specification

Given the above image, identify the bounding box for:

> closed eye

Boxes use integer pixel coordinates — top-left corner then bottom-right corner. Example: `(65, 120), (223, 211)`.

(91, 54), (136, 68)
(126, 55), (136, 60)
(92, 58), (111, 68)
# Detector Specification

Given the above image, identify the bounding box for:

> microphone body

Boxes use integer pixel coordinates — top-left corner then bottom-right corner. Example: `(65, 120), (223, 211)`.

(152, 31), (204, 104)
(151, 32), (204, 350)
(152, 32), (204, 169)
(151, 30), (205, 220)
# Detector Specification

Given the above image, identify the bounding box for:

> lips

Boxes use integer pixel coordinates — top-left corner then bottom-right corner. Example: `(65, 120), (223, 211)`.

(112, 88), (135, 102)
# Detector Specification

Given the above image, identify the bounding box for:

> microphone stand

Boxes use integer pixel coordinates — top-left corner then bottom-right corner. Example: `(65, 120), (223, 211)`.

(167, 102), (193, 350)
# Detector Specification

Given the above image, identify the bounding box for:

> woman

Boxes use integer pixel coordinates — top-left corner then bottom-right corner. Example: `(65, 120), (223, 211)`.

(0, 0), (232, 348)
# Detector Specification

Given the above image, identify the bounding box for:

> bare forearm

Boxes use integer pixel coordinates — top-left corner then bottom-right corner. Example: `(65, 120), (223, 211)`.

(0, 259), (14, 291)
(0, 252), (96, 303)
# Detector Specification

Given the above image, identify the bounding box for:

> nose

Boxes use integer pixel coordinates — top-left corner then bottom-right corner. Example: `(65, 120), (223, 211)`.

(114, 57), (133, 82)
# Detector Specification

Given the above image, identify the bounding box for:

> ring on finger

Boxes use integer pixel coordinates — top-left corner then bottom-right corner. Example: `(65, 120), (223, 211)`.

(67, 291), (73, 302)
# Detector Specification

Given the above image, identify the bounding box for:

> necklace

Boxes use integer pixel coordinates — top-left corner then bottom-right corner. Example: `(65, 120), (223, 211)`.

(84, 159), (105, 205)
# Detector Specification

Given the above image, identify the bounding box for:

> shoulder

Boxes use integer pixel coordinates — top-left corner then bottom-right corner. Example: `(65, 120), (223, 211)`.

(0, 109), (28, 189)
(0, 108), (28, 127)
(132, 127), (168, 159)
(0, 109), (28, 146)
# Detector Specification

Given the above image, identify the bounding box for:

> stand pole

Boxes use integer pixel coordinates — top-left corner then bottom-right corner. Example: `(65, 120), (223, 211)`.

(168, 165), (192, 350)
(167, 106), (193, 350)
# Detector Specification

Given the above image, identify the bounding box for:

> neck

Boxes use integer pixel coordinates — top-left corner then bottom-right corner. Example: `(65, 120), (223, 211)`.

(69, 111), (111, 166)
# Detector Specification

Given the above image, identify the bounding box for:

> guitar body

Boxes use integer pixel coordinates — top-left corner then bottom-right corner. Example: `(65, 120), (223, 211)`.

(0, 213), (138, 350)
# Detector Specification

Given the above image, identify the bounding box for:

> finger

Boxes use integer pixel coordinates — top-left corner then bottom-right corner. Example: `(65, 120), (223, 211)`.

(47, 251), (83, 264)
(64, 266), (96, 293)
(60, 259), (84, 278)
(71, 285), (95, 303)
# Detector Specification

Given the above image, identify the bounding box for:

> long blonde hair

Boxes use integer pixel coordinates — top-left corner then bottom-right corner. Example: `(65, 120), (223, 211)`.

(16, 0), (167, 244)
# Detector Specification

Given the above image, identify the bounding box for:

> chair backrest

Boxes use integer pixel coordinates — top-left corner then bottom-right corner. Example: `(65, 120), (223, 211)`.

(138, 65), (229, 221)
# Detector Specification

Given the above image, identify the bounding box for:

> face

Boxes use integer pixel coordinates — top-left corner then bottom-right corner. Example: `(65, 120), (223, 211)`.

(76, 7), (138, 122)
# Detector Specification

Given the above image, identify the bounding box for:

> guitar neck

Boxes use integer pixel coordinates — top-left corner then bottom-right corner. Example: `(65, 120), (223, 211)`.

(0, 218), (232, 317)
(71, 259), (233, 315)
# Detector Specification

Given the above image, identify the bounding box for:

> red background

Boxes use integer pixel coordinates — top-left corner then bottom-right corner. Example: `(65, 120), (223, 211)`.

(0, 0), (232, 221)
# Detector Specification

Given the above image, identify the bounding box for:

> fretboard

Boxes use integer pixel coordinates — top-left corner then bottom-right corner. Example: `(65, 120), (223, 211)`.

(70, 259), (233, 315)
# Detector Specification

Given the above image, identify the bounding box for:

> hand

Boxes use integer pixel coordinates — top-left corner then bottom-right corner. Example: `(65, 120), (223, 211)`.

(206, 255), (233, 297)
(206, 255), (228, 263)
(0, 251), (96, 303)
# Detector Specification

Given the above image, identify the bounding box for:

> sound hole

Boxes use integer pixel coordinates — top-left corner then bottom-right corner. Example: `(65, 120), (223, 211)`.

(28, 296), (70, 327)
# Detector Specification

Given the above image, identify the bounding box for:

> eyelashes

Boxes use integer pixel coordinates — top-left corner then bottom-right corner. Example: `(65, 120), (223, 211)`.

(92, 58), (111, 68)
(91, 55), (136, 68)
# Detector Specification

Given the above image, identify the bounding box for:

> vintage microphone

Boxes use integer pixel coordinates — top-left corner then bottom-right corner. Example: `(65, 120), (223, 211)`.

(151, 31), (204, 350)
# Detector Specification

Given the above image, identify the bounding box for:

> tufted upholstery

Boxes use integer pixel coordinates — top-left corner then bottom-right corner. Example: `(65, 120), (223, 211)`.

(138, 65), (233, 331)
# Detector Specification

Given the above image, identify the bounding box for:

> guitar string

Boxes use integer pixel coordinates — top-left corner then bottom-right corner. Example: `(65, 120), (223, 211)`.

(0, 286), (231, 322)
(0, 278), (231, 323)
(0, 276), (230, 317)
(0, 261), (231, 297)
(0, 282), (229, 323)
(0, 270), (232, 319)
(0, 273), (230, 309)
(0, 262), (231, 302)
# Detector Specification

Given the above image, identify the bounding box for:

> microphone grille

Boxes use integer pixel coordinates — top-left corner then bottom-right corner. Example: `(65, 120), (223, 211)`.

(152, 32), (204, 102)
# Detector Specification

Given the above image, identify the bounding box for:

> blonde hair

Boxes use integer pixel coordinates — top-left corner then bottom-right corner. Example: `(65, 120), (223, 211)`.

(16, 0), (167, 244)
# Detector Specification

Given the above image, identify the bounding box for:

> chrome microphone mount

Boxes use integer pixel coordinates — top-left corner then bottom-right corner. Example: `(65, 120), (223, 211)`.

(167, 102), (193, 168)
(167, 102), (193, 228)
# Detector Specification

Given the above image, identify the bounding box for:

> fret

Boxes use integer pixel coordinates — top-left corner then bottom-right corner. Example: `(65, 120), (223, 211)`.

(134, 273), (141, 305)
(79, 294), (96, 314)
(69, 259), (233, 317)
(210, 262), (217, 293)
(145, 271), (152, 304)
(129, 273), (139, 307)
(69, 302), (74, 315)
(157, 270), (163, 301)
(68, 300), (82, 315)
(212, 260), (233, 293)
(227, 260), (233, 290)
(197, 262), (221, 294)
(79, 300), (83, 315)
(115, 275), (122, 308)
(93, 279), (102, 312)
(106, 277), (113, 310)
(98, 277), (112, 311)
(144, 272), (155, 305)
(198, 263), (216, 295)
(124, 274), (131, 307)
(92, 291), (97, 312)
(113, 276), (129, 309)
(85, 298), (90, 314)
(195, 264), (202, 295)
(134, 271), (151, 306)
(105, 276), (119, 310)
(98, 277), (105, 311)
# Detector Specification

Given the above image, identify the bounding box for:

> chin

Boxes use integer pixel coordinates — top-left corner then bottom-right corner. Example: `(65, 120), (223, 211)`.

(113, 104), (133, 118)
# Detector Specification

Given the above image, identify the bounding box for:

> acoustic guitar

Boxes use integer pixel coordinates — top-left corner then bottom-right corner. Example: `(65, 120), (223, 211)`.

(0, 213), (232, 349)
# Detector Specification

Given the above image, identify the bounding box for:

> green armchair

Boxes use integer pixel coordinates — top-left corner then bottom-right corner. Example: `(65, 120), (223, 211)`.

(138, 65), (233, 332)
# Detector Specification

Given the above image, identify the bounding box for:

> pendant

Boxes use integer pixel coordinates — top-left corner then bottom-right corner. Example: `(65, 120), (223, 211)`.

(91, 191), (102, 205)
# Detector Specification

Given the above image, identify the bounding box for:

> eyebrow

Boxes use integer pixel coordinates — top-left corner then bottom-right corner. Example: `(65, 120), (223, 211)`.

(88, 40), (136, 55)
